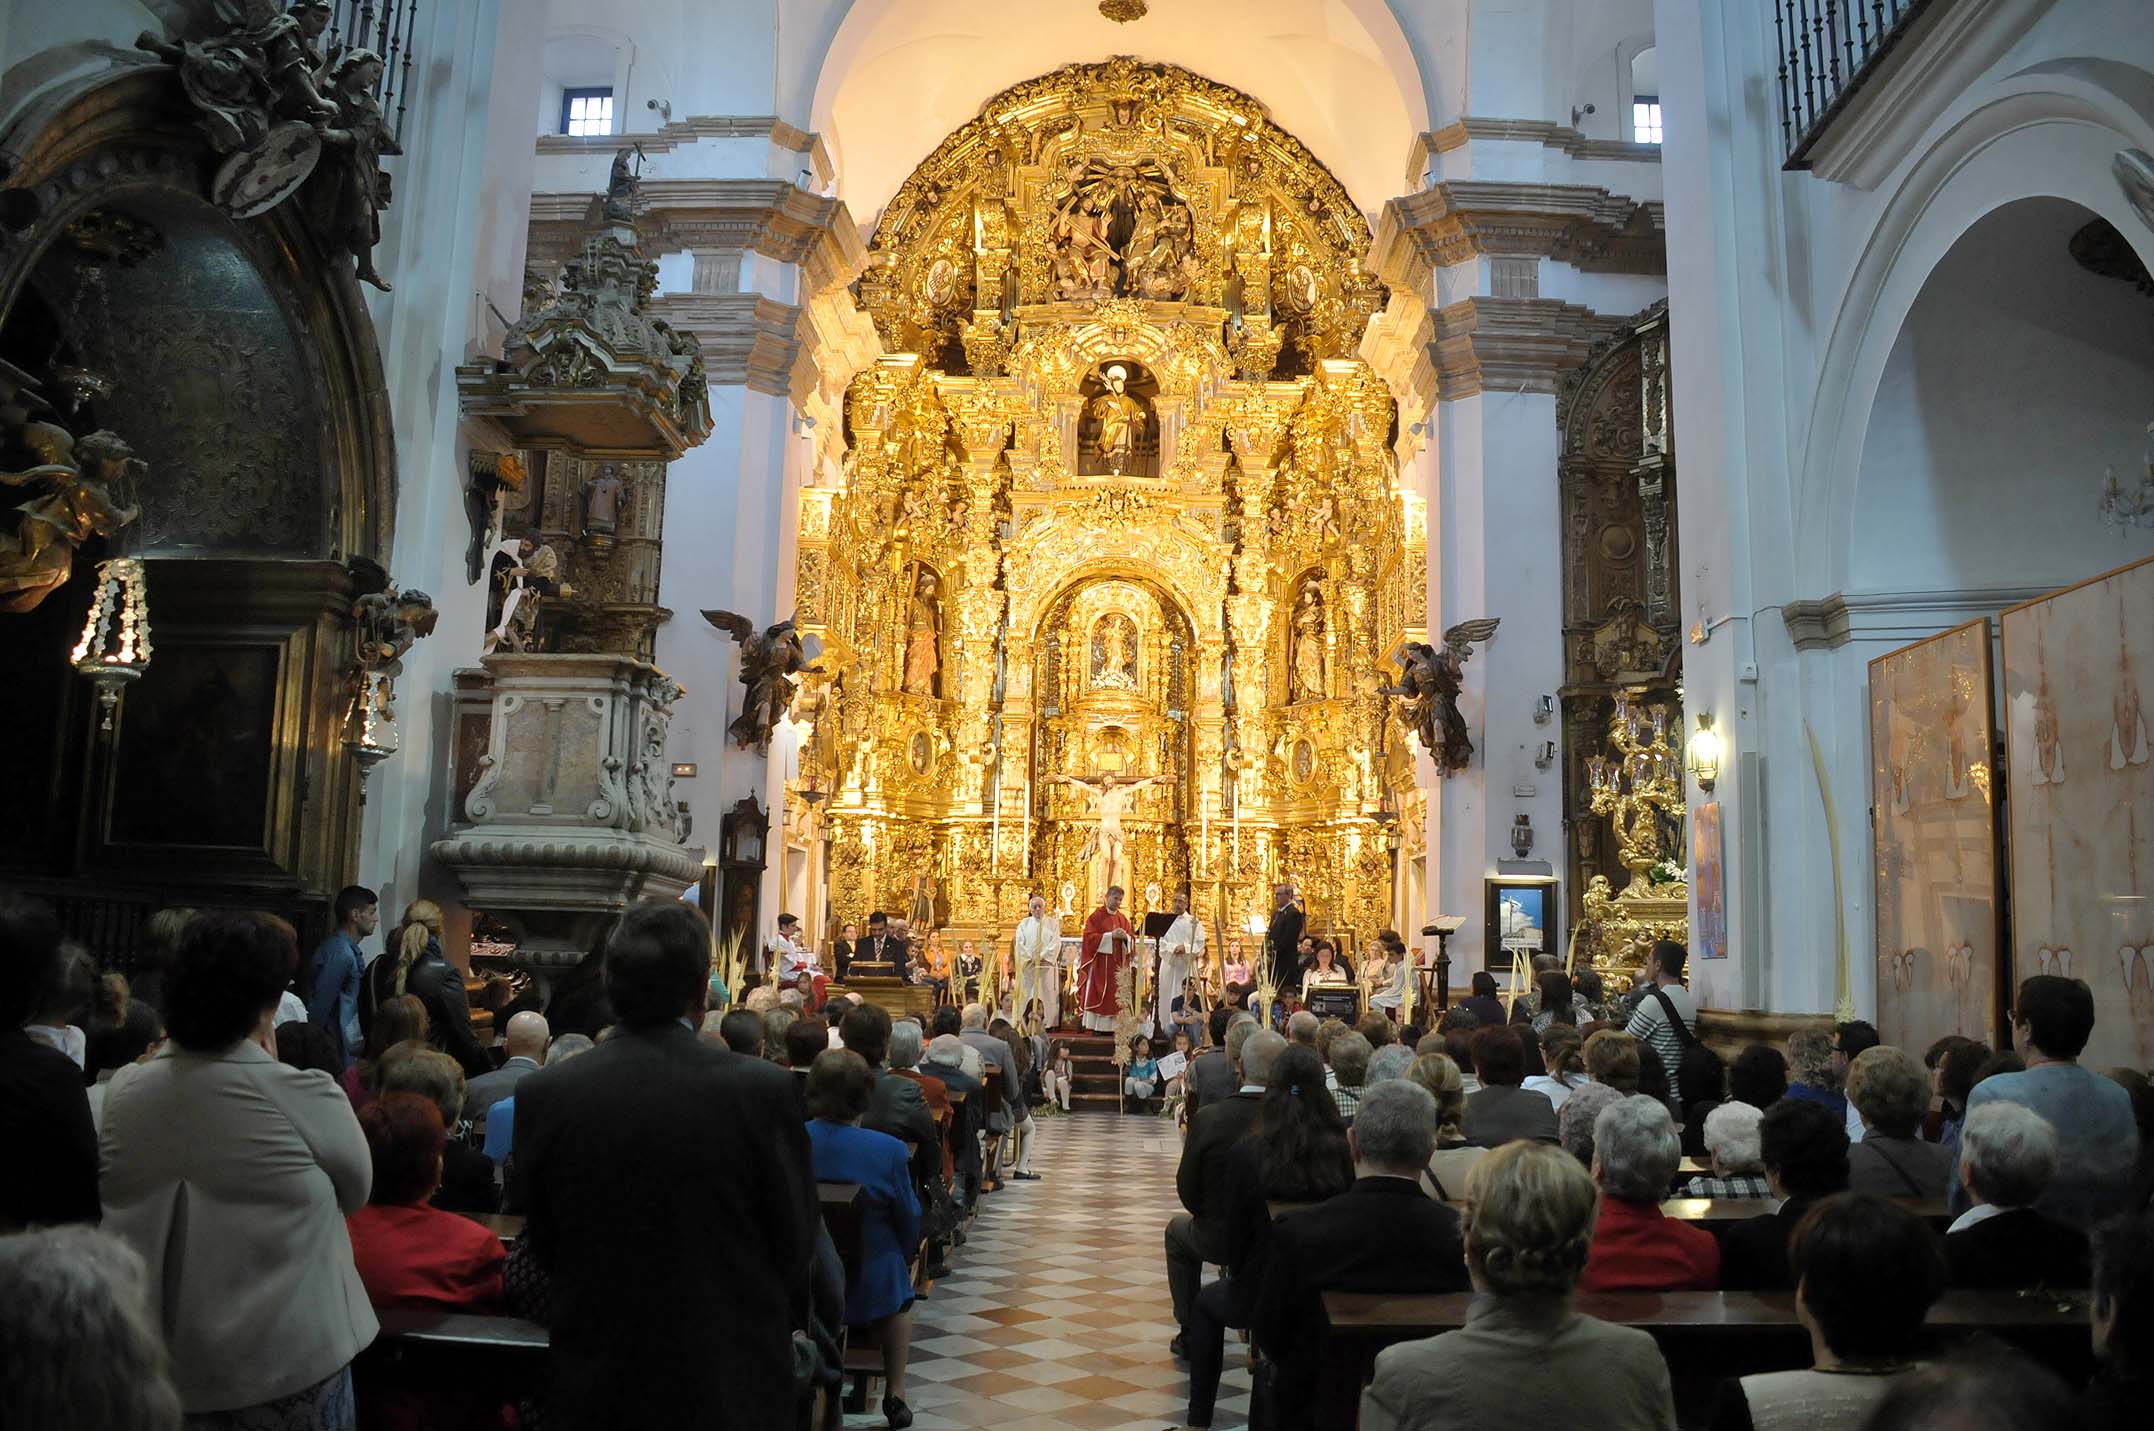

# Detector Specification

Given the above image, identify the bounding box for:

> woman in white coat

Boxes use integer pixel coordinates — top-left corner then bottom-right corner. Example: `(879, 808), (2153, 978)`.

(101, 910), (375, 1431)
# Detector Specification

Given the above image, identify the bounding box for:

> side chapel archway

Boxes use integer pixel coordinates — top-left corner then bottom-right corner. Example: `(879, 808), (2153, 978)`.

(0, 69), (399, 953)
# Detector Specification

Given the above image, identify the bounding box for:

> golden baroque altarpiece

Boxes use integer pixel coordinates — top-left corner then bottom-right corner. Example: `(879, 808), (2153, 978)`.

(791, 61), (1427, 959)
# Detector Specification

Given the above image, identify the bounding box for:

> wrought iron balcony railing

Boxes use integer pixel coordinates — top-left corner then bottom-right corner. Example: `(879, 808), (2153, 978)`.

(1775, 0), (1943, 169)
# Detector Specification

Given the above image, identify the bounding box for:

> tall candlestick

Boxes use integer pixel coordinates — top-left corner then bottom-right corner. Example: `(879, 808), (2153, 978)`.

(1022, 779), (1032, 876)
(1200, 790), (1209, 875)
(991, 771), (1002, 872)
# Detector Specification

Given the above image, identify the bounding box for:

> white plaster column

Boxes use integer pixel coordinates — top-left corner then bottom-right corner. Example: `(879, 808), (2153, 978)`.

(350, 0), (543, 947)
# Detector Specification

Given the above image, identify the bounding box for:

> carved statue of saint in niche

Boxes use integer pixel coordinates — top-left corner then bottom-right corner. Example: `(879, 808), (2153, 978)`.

(583, 463), (625, 535)
(1290, 578), (1326, 703)
(1091, 613), (1138, 690)
(903, 569), (944, 697)
(1077, 363), (1158, 477)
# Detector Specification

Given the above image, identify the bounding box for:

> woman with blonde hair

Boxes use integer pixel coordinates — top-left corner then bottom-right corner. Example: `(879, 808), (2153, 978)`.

(1409, 1052), (1487, 1200)
(361, 901), (487, 1077)
(1360, 1142), (1679, 1431)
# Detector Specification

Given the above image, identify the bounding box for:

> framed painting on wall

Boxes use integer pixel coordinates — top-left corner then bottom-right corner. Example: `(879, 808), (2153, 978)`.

(1485, 876), (1559, 971)
(1868, 619), (2005, 1055)
(1692, 801), (1726, 961)
(2001, 555), (2154, 1073)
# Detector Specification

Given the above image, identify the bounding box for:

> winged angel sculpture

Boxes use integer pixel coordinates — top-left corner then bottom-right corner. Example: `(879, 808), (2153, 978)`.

(703, 611), (822, 752)
(1383, 619), (1502, 776)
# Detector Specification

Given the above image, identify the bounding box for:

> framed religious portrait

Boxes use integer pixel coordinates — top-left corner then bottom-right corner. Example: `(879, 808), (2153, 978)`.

(907, 729), (933, 775)
(1692, 801), (1726, 960)
(1289, 738), (1317, 786)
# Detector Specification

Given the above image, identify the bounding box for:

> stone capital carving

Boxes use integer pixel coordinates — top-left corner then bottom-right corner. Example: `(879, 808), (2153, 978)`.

(1371, 181), (1666, 295)
(1430, 298), (1628, 400)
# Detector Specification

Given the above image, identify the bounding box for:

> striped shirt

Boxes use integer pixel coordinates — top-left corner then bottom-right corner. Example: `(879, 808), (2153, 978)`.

(1625, 982), (1698, 1103)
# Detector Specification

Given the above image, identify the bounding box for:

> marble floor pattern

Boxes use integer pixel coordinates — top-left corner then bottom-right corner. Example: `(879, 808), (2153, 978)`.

(844, 1109), (1250, 1431)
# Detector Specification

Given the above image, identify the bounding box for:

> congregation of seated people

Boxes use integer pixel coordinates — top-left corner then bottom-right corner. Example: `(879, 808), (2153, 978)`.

(9, 896), (2154, 1431)
(1160, 940), (2154, 1430)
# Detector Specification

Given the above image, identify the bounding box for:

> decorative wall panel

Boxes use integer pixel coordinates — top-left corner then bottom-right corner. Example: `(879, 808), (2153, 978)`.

(2001, 556), (2154, 1071)
(1868, 619), (2003, 1053)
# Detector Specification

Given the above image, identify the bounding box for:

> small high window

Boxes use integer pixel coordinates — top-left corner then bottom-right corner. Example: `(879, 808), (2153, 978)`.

(562, 88), (615, 138)
(1632, 98), (1663, 145)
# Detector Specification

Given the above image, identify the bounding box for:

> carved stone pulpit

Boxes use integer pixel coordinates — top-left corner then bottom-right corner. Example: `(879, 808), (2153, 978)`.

(432, 652), (703, 968)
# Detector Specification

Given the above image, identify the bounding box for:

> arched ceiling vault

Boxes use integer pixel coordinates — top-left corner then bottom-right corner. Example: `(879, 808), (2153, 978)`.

(808, 0), (1428, 224)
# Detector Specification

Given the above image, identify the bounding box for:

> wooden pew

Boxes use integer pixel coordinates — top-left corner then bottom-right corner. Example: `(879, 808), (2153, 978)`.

(355, 1309), (548, 1400)
(471, 1212), (523, 1244)
(818, 1181), (864, 1287)
(980, 1065), (1007, 1187)
(1317, 1289), (2093, 1428)
(1267, 1196), (1949, 1232)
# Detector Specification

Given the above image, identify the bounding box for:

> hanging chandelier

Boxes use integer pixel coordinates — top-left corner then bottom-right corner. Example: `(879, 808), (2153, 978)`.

(342, 668), (401, 793)
(1099, 0), (1149, 21)
(71, 557), (152, 731)
(2097, 423), (2154, 531)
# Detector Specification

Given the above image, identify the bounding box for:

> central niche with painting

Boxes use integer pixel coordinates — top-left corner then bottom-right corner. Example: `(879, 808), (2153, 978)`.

(1076, 361), (1161, 477)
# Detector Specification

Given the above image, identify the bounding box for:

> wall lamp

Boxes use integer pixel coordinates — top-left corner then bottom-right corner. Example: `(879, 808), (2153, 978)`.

(1688, 712), (1722, 793)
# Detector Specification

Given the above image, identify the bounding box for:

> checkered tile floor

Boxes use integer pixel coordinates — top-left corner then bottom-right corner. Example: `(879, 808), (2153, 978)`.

(845, 1110), (1251, 1431)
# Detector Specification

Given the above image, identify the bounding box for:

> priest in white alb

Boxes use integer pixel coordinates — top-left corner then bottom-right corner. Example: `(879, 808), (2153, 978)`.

(1013, 892), (1062, 1027)
(1153, 888), (1204, 1036)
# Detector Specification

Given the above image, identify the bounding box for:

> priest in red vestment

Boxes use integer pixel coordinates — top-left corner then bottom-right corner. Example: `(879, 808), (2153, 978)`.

(1077, 885), (1136, 1032)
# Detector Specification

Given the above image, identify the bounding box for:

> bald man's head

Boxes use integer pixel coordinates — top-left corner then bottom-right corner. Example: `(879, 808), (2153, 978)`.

(505, 1010), (550, 1060)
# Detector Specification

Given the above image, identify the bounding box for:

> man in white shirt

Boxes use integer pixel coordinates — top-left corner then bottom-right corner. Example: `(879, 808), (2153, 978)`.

(1013, 894), (1062, 1026)
(766, 914), (826, 1007)
(1155, 889), (1205, 1036)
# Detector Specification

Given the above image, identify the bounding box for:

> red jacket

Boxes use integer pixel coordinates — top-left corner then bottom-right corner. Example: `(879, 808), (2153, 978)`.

(1579, 1195), (1721, 1292)
(346, 1201), (506, 1312)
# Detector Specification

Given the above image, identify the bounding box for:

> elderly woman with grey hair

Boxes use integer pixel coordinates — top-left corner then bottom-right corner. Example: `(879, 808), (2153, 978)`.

(1580, 1095), (1722, 1292)
(1682, 1101), (1772, 1199)
(0, 1225), (184, 1430)
(1846, 1045), (1954, 1199)
(1557, 1079), (1624, 1169)
(1944, 1101), (2089, 1288)
(1365, 1043), (1417, 1087)
(1360, 1142), (1678, 1431)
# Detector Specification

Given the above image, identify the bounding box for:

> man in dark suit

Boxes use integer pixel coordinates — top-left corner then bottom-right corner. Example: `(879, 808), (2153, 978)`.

(1265, 882), (1304, 995)
(832, 921), (857, 980)
(1721, 1098), (1850, 1290)
(1167, 1027), (1286, 1359)
(1464, 1026), (1559, 1146)
(839, 1002), (941, 1191)
(511, 899), (816, 1431)
(1253, 1080), (1471, 1430)
(1186, 1006), (1247, 1116)
(462, 1009), (548, 1128)
(850, 910), (904, 976)
(1946, 1100), (2092, 1289)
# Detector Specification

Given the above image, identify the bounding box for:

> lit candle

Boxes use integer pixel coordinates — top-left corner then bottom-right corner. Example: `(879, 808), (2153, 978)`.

(1022, 778), (1032, 875)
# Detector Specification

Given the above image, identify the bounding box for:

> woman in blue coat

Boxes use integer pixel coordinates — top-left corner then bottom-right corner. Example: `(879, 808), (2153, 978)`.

(806, 1048), (921, 1429)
